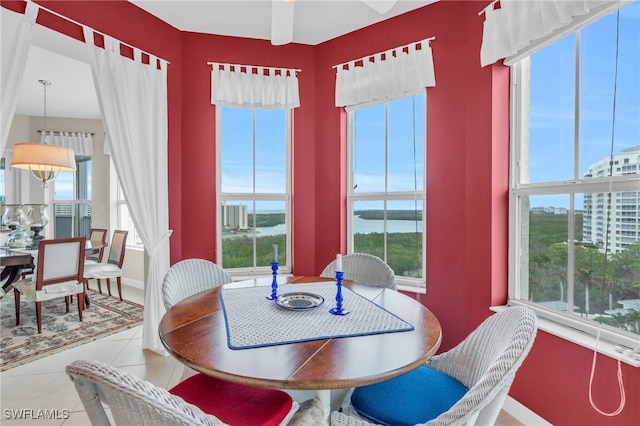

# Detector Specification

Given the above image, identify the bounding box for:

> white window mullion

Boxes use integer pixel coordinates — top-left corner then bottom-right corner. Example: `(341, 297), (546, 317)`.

(567, 31), (580, 317)
(567, 195), (576, 316)
(252, 199), (257, 269)
(347, 94), (426, 289)
(252, 109), (257, 194)
(383, 104), (389, 262)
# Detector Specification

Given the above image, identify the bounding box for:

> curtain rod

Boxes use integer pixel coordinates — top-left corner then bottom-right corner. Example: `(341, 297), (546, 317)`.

(332, 37), (435, 70)
(38, 130), (95, 136)
(28, 0), (171, 64)
(208, 62), (301, 73)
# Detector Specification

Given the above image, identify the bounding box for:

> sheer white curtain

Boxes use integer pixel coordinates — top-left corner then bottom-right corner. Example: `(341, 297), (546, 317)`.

(335, 39), (436, 109)
(83, 27), (171, 355)
(210, 63), (300, 109)
(0, 1), (39, 154)
(41, 131), (94, 156)
(480, 0), (629, 67)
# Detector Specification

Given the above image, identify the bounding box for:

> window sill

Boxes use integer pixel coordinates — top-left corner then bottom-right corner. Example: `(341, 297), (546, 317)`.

(491, 305), (640, 367)
(228, 270), (293, 282)
(397, 283), (426, 294)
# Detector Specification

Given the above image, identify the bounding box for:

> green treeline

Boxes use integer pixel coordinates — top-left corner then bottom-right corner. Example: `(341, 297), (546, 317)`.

(222, 234), (286, 269)
(248, 213), (286, 228)
(354, 232), (423, 278)
(529, 212), (583, 251)
(241, 210), (423, 226)
(355, 210), (422, 221)
(222, 231), (423, 278)
(528, 212), (640, 335)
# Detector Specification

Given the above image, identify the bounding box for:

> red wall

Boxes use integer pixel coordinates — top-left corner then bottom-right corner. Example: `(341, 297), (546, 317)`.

(178, 31), (317, 274)
(3, 1), (638, 424)
(313, 0), (509, 347)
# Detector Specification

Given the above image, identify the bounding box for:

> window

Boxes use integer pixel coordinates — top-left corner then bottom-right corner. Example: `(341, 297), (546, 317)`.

(0, 158), (5, 205)
(117, 184), (144, 249)
(216, 106), (291, 273)
(510, 3), (640, 346)
(347, 94), (426, 290)
(53, 155), (92, 238)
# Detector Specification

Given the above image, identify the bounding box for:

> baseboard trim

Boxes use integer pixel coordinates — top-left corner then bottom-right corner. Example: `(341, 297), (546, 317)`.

(122, 277), (144, 290)
(503, 396), (552, 425)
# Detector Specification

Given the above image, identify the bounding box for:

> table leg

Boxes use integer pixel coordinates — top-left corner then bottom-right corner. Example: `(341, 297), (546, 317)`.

(1, 266), (22, 295)
(315, 389), (331, 425)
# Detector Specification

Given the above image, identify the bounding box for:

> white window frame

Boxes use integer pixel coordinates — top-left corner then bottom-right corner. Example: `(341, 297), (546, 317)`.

(116, 182), (144, 249)
(347, 94), (427, 292)
(508, 21), (640, 365)
(52, 155), (92, 239)
(0, 158), (5, 204)
(216, 107), (292, 276)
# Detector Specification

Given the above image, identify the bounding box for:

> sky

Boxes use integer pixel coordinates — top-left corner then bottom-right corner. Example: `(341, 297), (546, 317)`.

(220, 107), (286, 195)
(528, 1), (639, 207)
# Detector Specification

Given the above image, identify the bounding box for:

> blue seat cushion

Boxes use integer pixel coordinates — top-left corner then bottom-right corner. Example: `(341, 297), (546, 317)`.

(351, 366), (468, 426)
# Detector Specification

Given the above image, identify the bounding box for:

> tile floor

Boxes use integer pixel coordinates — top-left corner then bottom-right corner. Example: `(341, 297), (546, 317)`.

(0, 284), (524, 425)
(0, 285), (184, 425)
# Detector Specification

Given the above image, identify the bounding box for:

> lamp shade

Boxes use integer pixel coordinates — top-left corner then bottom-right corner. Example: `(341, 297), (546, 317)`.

(11, 143), (76, 187)
(12, 143), (76, 171)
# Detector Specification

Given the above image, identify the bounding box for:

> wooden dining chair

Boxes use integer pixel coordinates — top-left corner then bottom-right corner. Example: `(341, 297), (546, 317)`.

(83, 230), (127, 300)
(86, 228), (108, 263)
(13, 237), (86, 333)
(320, 253), (397, 290)
(66, 359), (300, 426)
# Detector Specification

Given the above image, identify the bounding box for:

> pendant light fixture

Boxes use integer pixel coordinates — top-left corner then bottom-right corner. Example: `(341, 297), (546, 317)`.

(11, 80), (76, 188)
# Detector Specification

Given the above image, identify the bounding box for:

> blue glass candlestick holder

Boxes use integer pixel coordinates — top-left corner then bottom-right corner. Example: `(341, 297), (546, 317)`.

(266, 261), (279, 300)
(329, 270), (349, 316)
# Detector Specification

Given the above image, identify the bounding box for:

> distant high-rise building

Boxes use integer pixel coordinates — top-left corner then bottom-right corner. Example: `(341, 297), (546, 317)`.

(221, 204), (248, 229)
(582, 146), (639, 253)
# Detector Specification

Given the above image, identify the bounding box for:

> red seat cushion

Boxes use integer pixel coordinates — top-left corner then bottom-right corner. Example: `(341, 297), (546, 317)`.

(169, 373), (294, 426)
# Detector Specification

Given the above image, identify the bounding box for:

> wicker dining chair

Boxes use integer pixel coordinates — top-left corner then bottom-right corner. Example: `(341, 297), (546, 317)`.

(66, 359), (300, 426)
(162, 258), (233, 380)
(320, 253), (397, 291)
(332, 306), (538, 426)
(162, 258), (233, 310)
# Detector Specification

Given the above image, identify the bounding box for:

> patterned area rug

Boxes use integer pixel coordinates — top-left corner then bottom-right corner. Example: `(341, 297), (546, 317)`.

(0, 289), (144, 371)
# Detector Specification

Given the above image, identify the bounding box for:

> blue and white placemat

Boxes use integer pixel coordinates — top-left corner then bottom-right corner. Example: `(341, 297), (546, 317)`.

(220, 282), (414, 349)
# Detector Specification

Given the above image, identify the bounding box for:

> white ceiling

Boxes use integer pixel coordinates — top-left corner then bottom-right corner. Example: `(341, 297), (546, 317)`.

(130, 0), (436, 45)
(14, 0), (436, 120)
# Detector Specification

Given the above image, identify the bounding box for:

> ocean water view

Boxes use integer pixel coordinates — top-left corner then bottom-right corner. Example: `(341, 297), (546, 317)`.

(224, 215), (423, 238)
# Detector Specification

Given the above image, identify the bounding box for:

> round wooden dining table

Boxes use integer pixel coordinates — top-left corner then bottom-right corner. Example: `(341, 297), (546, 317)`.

(159, 276), (442, 421)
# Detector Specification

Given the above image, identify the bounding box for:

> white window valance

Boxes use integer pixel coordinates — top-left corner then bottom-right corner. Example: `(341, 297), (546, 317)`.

(210, 62), (300, 110)
(480, 0), (631, 67)
(41, 131), (94, 156)
(334, 38), (436, 110)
